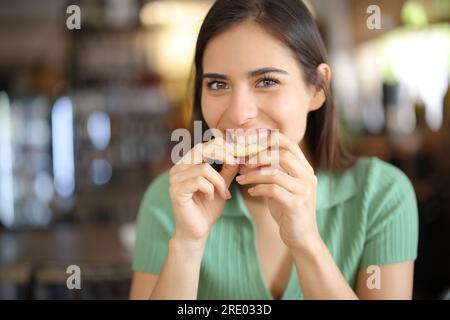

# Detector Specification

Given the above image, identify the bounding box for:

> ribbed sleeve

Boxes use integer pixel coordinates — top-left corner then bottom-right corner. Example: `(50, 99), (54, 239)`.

(132, 172), (174, 274)
(359, 159), (419, 267)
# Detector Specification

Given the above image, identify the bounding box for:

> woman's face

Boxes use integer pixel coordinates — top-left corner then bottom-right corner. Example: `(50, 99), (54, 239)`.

(201, 21), (327, 146)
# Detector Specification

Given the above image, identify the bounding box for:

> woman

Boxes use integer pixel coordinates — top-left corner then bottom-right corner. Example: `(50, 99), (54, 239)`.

(130, 0), (418, 300)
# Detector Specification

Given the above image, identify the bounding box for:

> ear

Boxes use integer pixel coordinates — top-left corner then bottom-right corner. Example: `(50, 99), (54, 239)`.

(308, 63), (331, 112)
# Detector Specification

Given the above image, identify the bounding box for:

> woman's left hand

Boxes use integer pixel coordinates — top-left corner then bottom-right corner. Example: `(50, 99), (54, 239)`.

(235, 132), (321, 251)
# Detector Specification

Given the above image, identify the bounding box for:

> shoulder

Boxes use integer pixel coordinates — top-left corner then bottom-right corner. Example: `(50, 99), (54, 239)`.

(349, 157), (418, 229)
(133, 170), (173, 273)
(352, 157), (415, 202)
(136, 170), (173, 228)
(141, 170), (171, 208)
(353, 156), (408, 181)
(350, 158), (419, 266)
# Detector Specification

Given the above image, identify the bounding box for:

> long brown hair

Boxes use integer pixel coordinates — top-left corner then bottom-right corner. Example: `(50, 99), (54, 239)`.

(187, 0), (356, 171)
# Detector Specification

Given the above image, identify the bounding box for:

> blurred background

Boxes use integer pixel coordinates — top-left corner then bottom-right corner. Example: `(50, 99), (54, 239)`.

(0, 0), (449, 300)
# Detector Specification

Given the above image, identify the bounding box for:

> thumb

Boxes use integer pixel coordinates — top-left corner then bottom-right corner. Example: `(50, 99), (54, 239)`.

(220, 164), (239, 188)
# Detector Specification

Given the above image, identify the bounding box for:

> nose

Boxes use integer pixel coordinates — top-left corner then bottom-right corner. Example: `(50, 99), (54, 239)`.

(227, 87), (259, 126)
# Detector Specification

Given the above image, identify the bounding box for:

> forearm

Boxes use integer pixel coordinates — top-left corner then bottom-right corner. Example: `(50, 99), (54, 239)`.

(149, 236), (206, 300)
(292, 237), (359, 300)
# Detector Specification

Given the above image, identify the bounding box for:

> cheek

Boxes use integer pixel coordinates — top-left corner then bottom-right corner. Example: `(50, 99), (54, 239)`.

(201, 94), (225, 128)
(277, 109), (308, 143)
(263, 90), (309, 142)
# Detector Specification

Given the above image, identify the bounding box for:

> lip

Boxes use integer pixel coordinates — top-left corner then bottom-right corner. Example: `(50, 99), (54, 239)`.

(225, 127), (273, 134)
(224, 128), (274, 143)
(222, 128), (275, 157)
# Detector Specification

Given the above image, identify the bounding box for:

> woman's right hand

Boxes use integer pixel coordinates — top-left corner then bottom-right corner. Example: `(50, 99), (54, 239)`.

(169, 137), (239, 244)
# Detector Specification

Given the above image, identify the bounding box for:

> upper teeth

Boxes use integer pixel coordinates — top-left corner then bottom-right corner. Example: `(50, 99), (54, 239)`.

(247, 134), (257, 144)
(236, 135), (245, 144)
(227, 129), (270, 145)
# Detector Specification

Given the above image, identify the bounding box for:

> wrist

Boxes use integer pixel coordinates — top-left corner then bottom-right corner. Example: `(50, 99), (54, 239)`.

(170, 233), (208, 257)
(290, 232), (325, 262)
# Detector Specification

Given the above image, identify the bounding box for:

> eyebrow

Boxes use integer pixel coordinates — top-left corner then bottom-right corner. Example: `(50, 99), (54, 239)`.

(202, 67), (289, 80)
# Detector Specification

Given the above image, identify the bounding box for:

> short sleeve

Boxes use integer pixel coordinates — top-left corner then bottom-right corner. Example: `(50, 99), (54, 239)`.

(359, 158), (419, 267)
(132, 171), (175, 274)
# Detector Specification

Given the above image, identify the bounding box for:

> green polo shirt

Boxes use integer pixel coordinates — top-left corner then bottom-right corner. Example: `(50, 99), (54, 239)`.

(132, 157), (418, 299)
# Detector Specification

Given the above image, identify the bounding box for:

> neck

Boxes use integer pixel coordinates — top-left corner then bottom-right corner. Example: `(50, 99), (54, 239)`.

(299, 140), (313, 165)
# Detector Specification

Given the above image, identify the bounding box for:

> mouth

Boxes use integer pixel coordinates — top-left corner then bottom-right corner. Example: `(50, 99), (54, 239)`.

(225, 128), (273, 157)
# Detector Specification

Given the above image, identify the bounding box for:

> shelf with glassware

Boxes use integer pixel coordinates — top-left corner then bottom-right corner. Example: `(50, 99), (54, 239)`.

(0, 94), (54, 229)
(64, 12), (176, 225)
(66, 84), (174, 225)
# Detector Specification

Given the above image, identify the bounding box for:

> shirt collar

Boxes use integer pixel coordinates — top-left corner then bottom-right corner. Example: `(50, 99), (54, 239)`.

(225, 167), (358, 218)
(315, 168), (358, 211)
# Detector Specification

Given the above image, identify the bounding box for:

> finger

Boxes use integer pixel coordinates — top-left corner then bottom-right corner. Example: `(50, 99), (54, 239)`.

(175, 136), (237, 166)
(171, 163), (230, 200)
(219, 164), (240, 189)
(182, 176), (215, 201)
(236, 170), (300, 194)
(169, 163), (191, 175)
(246, 150), (303, 178)
(175, 142), (204, 165)
(203, 137), (237, 165)
(247, 183), (294, 204)
(271, 131), (314, 173)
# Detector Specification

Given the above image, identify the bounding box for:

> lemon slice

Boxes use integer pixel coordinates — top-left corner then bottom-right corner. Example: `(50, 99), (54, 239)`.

(233, 142), (269, 157)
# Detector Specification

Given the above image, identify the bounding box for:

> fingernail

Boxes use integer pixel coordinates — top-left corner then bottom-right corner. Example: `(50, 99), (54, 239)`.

(236, 175), (245, 182)
(226, 190), (232, 199)
(248, 187), (254, 194)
